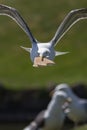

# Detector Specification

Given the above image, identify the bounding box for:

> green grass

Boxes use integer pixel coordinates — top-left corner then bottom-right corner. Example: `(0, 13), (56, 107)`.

(0, 1), (87, 129)
(0, 0), (87, 89)
(74, 125), (87, 130)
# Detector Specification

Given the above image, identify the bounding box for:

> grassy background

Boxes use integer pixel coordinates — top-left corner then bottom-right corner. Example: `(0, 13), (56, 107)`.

(0, 0), (87, 89)
(0, 0), (87, 129)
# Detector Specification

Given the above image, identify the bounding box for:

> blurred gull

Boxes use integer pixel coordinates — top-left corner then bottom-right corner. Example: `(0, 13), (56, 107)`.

(23, 91), (71, 130)
(55, 83), (87, 125)
(0, 5), (87, 67)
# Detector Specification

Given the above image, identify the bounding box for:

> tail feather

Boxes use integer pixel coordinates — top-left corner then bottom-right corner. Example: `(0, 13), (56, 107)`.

(20, 46), (31, 53)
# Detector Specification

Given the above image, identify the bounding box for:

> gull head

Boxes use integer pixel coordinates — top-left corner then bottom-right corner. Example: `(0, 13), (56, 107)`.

(54, 83), (70, 92)
(21, 42), (68, 67)
(54, 83), (75, 100)
(50, 83), (70, 96)
(38, 48), (51, 59)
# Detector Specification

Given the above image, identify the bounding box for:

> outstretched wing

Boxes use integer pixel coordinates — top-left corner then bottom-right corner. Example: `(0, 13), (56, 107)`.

(0, 4), (36, 44)
(51, 8), (87, 46)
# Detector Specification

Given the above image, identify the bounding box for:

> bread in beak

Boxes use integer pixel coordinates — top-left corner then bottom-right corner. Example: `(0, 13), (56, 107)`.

(33, 57), (55, 67)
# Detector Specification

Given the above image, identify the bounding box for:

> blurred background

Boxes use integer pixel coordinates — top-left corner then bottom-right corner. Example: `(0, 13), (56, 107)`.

(0, 0), (87, 129)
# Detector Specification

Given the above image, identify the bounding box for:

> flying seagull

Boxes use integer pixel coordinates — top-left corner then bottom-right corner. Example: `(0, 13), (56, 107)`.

(0, 5), (87, 67)
(55, 83), (87, 125)
(23, 91), (71, 130)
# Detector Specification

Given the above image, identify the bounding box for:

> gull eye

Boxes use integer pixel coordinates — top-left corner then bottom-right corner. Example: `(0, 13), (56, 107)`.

(45, 50), (50, 55)
(45, 51), (50, 58)
(45, 51), (48, 54)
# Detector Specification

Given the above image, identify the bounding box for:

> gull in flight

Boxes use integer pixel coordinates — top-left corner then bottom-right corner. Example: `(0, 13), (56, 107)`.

(55, 83), (87, 126)
(23, 91), (71, 130)
(0, 4), (87, 67)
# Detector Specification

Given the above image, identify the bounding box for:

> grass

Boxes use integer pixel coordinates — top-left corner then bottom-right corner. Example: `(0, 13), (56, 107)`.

(0, 0), (87, 89)
(0, 1), (87, 129)
(74, 125), (87, 130)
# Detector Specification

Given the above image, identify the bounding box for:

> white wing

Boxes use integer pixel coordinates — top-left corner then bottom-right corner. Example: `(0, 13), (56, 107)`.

(0, 4), (37, 44)
(51, 8), (87, 46)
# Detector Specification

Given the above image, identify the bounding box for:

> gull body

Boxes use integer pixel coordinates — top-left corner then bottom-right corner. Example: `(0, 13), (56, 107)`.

(23, 91), (71, 130)
(56, 83), (87, 124)
(0, 4), (87, 67)
(21, 43), (55, 62)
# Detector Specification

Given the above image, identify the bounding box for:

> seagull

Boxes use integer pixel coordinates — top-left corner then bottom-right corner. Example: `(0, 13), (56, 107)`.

(55, 83), (87, 125)
(0, 4), (87, 67)
(23, 91), (71, 130)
